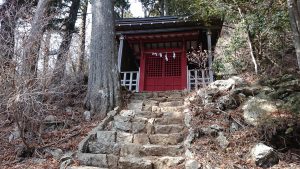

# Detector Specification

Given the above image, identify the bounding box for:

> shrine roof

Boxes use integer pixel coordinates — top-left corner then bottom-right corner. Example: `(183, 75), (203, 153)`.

(115, 16), (222, 35)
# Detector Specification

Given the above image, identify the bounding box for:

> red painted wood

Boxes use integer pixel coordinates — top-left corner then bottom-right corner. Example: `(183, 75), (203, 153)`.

(142, 49), (184, 92)
(135, 32), (192, 92)
(126, 31), (199, 41)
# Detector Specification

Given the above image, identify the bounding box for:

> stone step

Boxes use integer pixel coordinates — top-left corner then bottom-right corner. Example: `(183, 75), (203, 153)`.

(134, 110), (162, 118)
(133, 133), (150, 144)
(141, 145), (184, 157)
(113, 115), (148, 133)
(78, 153), (118, 168)
(88, 141), (120, 155)
(96, 131), (116, 143)
(158, 100), (184, 107)
(118, 156), (185, 169)
(160, 106), (185, 113)
(154, 117), (184, 125)
(117, 131), (133, 143)
(127, 101), (143, 110)
(143, 100), (159, 111)
(154, 124), (184, 134)
(149, 134), (184, 145)
(161, 111), (184, 119)
(119, 156), (153, 169)
(120, 144), (184, 157)
(156, 91), (183, 98)
(145, 156), (185, 169)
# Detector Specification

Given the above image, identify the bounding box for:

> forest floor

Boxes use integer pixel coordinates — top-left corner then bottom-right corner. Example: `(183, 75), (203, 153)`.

(0, 73), (300, 169)
(187, 73), (300, 169)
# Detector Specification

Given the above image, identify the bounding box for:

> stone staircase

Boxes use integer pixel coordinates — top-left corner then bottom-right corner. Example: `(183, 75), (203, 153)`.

(72, 91), (188, 169)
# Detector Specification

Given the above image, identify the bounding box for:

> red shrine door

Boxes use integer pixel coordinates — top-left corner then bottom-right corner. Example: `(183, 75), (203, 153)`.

(140, 49), (187, 92)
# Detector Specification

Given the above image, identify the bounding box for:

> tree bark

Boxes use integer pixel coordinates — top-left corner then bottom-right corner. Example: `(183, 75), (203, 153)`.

(77, 0), (88, 81)
(0, 1), (16, 65)
(0, 1), (18, 89)
(85, 0), (121, 117)
(287, 0), (300, 70)
(43, 31), (51, 87)
(51, 0), (81, 84)
(159, 0), (165, 16)
(22, 0), (52, 82)
(164, 0), (169, 16)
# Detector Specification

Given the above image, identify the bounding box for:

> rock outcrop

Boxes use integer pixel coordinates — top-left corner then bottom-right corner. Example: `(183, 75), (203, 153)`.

(251, 143), (279, 168)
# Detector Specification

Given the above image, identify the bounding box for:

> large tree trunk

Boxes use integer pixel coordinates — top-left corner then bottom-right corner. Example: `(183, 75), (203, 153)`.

(159, 0), (165, 16)
(287, 0), (300, 70)
(77, 0), (88, 81)
(51, 0), (81, 84)
(42, 31), (51, 87)
(0, 1), (17, 65)
(0, 1), (18, 90)
(22, 0), (52, 83)
(85, 0), (121, 118)
(164, 0), (169, 16)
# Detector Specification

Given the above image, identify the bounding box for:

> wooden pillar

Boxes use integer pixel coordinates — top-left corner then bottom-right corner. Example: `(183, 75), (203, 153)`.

(182, 38), (187, 90)
(207, 30), (213, 83)
(117, 35), (124, 72)
(139, 40), (145, 92)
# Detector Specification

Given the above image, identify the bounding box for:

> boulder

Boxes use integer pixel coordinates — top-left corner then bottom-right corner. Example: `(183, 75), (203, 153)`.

(8, 126), (20, 142)
(44, 115), (57, 122)
(60, 158), (73, 169)
(216, 132), (229, 149)
(251, 143), (279, 168)
(232, 86), (261, 96)
(45, 148), (63, 160)
(32, 158), (47, 164)
(83, 111), (91, 121)
(184, 128), (198, 146)
(242, 97), (278, 126)
(200, 124), (223, 136)
(184, 109), (192, 128)
(230, 122), (239, 132)
(282, 92), (300, 114)
(209, 76), (245, 91)
(185, 159), (201, 169)
(66, 107), (72, 113)
(215, 94), (239, 110)
(120, 110), (135, 117)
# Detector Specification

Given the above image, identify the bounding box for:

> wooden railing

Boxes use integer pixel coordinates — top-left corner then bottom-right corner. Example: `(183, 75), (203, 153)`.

(120, 70), (139, 92)
(188, 69), (212, 91)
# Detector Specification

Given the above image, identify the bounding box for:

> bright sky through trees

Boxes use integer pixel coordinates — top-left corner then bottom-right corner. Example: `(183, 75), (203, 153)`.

(129, 0), (144, 17)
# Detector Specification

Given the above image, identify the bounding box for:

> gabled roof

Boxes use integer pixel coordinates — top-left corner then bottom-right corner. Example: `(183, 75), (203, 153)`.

(115, 16), (222, 35)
